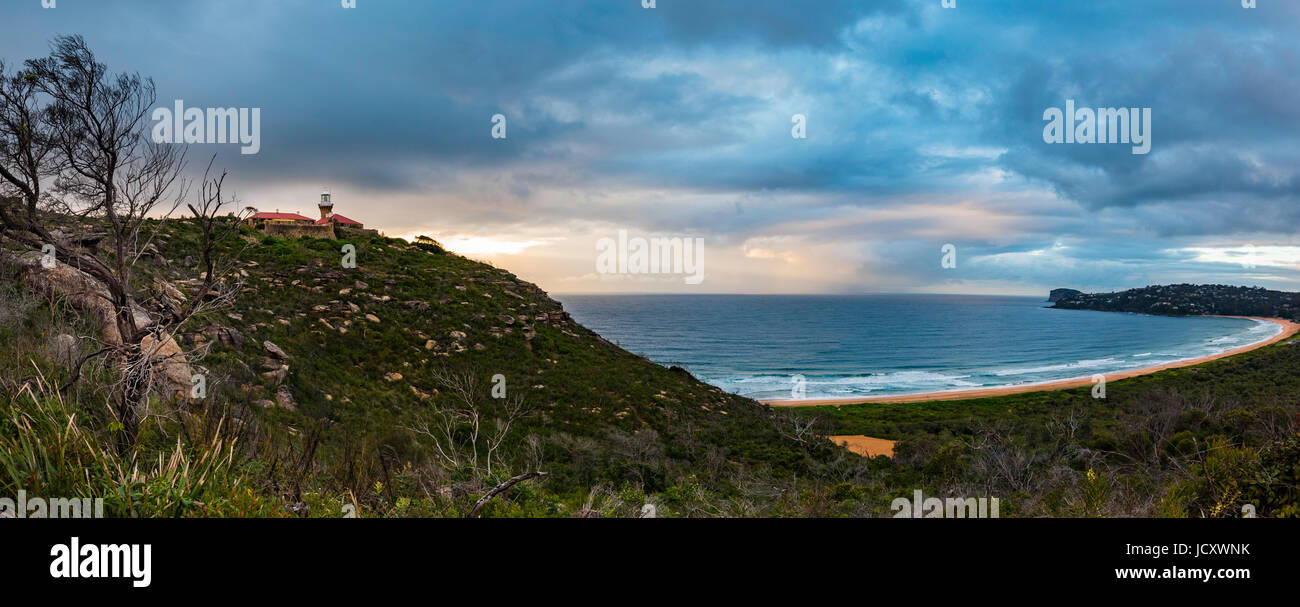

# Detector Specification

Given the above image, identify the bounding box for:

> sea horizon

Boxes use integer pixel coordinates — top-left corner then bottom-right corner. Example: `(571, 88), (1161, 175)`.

(552, 291), (1054, 297)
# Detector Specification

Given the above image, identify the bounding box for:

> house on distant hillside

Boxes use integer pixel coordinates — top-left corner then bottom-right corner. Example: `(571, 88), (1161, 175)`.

(245, 189), (372, 239)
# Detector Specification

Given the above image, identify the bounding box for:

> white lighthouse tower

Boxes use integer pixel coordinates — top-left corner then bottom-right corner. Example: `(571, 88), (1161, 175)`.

(318, 188), (334, 221)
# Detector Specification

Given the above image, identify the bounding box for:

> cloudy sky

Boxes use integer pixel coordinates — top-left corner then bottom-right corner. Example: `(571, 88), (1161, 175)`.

(5, 0), (1299, 295)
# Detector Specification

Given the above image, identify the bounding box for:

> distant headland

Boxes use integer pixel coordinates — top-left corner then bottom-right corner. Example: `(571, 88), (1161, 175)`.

(1049, 284), (1300, 321)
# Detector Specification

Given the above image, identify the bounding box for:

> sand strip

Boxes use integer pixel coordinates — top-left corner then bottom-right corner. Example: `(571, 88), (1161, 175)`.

(827, 435), (896, 458)
(766, 316), (1299, 407)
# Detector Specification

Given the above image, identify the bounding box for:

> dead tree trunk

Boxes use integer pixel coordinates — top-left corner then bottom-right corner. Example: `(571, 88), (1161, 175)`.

(466, 471), (548, 518)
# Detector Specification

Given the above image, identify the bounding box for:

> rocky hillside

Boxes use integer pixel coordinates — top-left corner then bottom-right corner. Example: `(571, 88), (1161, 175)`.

(1051, 284), (1300, 321)
(47, 218), (849, 515)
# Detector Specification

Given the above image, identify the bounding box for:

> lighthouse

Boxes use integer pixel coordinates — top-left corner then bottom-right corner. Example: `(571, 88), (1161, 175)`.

(311, 188), (365, 229)
(318, 188), (334, 221)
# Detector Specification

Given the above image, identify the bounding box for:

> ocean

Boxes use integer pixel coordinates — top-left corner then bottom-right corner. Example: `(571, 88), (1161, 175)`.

(557, 294), (1280, 401)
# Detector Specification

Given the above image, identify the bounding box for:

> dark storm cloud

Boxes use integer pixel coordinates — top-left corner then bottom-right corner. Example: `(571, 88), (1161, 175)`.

(3, 0), (1298, 292)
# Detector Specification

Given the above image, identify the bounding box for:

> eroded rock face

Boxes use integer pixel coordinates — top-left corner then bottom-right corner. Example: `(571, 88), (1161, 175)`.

(2, 249), (194, 403)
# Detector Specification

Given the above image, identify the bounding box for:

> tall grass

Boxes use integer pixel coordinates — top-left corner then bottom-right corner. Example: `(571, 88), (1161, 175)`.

(0, 370), (268, 517)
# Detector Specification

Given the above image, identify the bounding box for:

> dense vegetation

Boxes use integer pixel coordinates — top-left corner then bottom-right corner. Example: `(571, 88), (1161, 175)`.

(808, 340), (1300, 517)
(2, 222), (1297, 517)
(1052, 284), (1300, 320)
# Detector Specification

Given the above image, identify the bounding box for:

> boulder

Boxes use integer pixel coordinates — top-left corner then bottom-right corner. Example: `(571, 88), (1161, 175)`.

(153, 278), (187, 303)
(220, 327), (247, 349)
(200, 327), (245, 350)
(275, 386), (297, 410)
(262, 366), (289, 386)
(260, 357), (286, 371)
(263, 340), (290, 360)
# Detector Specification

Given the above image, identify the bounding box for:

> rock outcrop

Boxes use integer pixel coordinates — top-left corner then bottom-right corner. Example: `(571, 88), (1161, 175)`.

(1, 249), (194, 402)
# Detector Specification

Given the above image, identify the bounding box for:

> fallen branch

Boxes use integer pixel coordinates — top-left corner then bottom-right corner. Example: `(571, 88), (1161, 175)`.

(466, 471), (548, 518)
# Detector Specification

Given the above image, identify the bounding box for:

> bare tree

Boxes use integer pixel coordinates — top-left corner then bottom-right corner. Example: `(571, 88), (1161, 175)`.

(0, 36), (246, 447)
(773, 408), (822, 446)
(405, 367), (534, 480)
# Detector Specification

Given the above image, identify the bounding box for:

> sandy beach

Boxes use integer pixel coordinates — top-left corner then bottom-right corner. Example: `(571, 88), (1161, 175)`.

(766, 316), (1300, 407)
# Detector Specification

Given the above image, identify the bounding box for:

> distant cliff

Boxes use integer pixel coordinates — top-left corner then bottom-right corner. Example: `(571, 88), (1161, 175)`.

(1048, 288), (1082, 303)
(1051, 284), (1300, 321)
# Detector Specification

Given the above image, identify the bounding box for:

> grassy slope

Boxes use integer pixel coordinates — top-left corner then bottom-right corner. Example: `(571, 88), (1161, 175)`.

(146, 221), (848, 515)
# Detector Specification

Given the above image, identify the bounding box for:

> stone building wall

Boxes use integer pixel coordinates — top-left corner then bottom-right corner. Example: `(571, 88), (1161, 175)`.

(263, 222), (336, 240)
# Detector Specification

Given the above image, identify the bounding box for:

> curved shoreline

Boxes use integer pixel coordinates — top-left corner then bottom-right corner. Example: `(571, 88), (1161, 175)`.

(764, 316), (1300, 407)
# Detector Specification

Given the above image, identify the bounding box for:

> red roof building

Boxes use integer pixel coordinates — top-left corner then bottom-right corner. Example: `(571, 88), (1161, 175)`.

(248, 211), (314, 222)
(245, 190), (367, 233)
(316, 214), (364, 227)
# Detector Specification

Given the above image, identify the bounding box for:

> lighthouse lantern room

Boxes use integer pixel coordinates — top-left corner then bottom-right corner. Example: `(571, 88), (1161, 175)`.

(318, 188), (334, 221)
